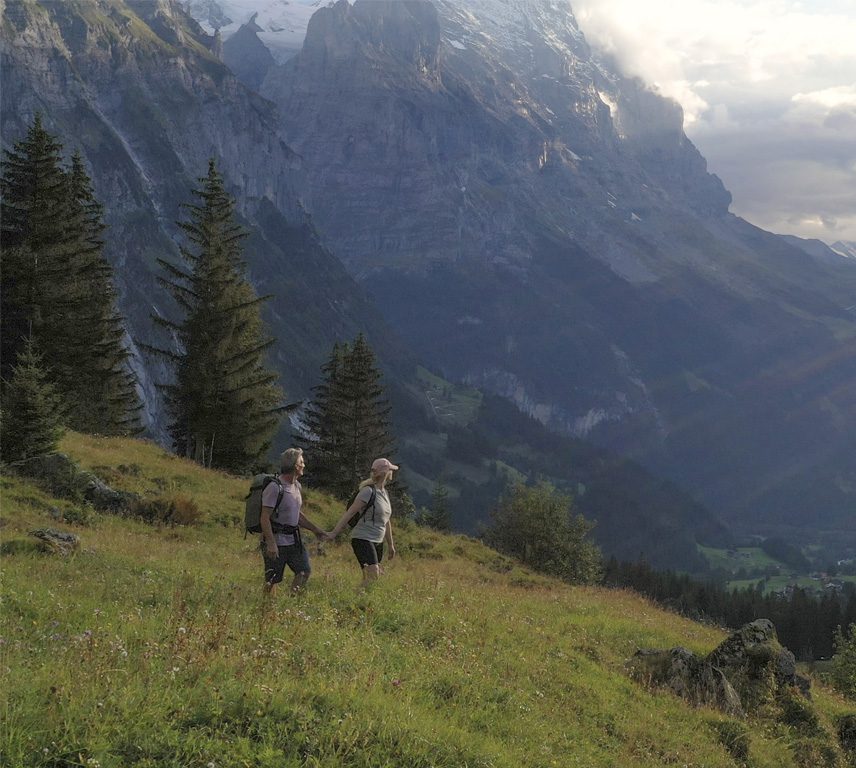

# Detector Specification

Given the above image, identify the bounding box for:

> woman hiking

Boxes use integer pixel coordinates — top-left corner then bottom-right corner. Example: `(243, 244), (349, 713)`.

(329, 458), (398, 588)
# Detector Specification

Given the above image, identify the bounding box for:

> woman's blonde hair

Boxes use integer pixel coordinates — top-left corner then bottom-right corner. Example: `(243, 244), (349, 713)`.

(358, 467), (392, 490)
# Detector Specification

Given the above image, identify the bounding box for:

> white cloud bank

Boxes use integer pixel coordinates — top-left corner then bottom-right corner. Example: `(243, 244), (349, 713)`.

(573, 0), (856, 244)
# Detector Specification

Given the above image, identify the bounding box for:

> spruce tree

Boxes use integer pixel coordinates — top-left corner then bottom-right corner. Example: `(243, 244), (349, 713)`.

(432, 480), (451, 530)
(0, 116), (141, 434)
(339, 333), (394, 494)
(0, 339), (65, 464)
(301, 333), (394, 497)
(301, 342), (348, 489)
(63, 151), (142, 434)
(149, 159), (282, 472)
(1, 114), (73, 383)
(420, 480), (451, 530)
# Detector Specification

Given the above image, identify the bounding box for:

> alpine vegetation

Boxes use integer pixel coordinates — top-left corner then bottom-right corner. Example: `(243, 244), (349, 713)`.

(147, 160), (283, 472)
(0, 115), (141, 436)
(486, 481), (603, 585)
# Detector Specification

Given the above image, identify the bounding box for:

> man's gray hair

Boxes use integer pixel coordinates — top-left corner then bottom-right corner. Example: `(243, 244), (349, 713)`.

(280, 447), (303, 473)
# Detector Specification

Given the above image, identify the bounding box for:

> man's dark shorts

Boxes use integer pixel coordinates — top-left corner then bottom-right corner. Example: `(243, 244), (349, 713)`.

(263, 543), (311, 585)
(351, 538), (384, 567)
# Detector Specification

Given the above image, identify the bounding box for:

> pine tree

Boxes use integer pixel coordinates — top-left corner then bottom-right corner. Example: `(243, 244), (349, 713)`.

(148, 159), (283, 472)
(0, 116), (141, 434)
(301, 333), (394, 497)
(0, 339), (65, 464)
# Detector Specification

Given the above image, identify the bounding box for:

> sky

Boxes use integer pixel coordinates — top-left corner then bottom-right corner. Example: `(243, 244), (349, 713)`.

(573, 0), (856, 245)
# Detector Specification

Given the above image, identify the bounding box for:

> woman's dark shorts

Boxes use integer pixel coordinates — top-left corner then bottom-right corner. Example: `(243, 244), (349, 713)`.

(262, 543), (311, 585)
(351, 538), (384, 567)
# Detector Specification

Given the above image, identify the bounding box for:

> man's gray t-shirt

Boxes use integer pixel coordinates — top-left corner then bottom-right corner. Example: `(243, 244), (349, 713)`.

(262, 477), (301, 546)
(350, 485), (392, 543)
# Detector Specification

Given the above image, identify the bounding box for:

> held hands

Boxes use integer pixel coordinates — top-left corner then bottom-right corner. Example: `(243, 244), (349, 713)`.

(318, 530), (336, 543)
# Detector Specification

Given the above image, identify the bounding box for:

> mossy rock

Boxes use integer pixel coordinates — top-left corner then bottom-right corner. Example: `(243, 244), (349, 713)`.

(839, 715), (856, 766)
(629, 647), (745, 717)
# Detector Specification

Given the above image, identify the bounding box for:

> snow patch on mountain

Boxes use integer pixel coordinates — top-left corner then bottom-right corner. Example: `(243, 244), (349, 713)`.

(184, 0), (591, 68)
(182, 0), (333, 60)
(831, 240), (856, 259)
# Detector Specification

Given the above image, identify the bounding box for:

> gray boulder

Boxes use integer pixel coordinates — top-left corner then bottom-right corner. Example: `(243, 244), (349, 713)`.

(631, 647), (745, 718)
(630, 619), (811, 717)
(29, 528), (80, 556)
(707, 619), (810, 706)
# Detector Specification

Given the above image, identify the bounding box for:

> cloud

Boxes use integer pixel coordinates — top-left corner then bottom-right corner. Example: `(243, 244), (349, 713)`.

(573, 0), (856, 242)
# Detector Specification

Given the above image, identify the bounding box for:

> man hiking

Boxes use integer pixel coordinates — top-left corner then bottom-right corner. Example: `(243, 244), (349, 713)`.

(260, 447), (327, 595)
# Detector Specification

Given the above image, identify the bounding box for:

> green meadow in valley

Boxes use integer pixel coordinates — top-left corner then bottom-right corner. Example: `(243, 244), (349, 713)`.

(1, 433), (853, 767)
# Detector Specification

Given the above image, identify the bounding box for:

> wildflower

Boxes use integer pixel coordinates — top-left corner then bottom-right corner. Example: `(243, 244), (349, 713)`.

(391, 679), (401, 687)
(177, 627), (187, 634)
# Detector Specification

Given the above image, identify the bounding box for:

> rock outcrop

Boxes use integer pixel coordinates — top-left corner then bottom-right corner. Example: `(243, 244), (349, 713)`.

(632, 646), (745, 717)
(9, 453), (138, 513)
(630, 619), (811, 718)
(29, 528), (80, 556)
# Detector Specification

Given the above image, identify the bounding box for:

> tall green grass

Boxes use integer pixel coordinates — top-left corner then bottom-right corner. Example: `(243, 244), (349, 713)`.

(1, 434), (852, 767)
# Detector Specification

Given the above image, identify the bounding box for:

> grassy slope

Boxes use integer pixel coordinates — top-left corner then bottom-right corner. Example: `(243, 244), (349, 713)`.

(1, 434), (852, 768)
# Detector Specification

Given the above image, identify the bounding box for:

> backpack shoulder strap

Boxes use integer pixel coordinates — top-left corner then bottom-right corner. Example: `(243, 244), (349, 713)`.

(270, 476), (284, 518)
(353, 485), (376, 522)
(367, 486), (377, 522)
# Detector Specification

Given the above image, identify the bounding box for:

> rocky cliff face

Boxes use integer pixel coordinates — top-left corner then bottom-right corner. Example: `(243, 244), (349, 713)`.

(0, 0), (410, 433)
(222, 13), (274, 90)
(5, 0), (856, 551)
(258, 0), (856, 539)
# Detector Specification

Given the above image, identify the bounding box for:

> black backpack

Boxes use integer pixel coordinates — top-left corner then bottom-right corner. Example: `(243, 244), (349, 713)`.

(245, 474), (283, 535)
(347, 486), (376, 528)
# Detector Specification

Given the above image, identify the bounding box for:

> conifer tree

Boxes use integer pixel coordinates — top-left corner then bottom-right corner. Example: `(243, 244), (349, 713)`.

(301, 333), (394, 497)
(420, 480), (451, 530)
(0, 116), (141, 434)
(0, 339), (65, 464)
(149, 159), (282, 472)
(1, 114), (73, 382)
(339, 333), (394, 493)
(301, 342), (348, 489)
(63, 151), (142, 434)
